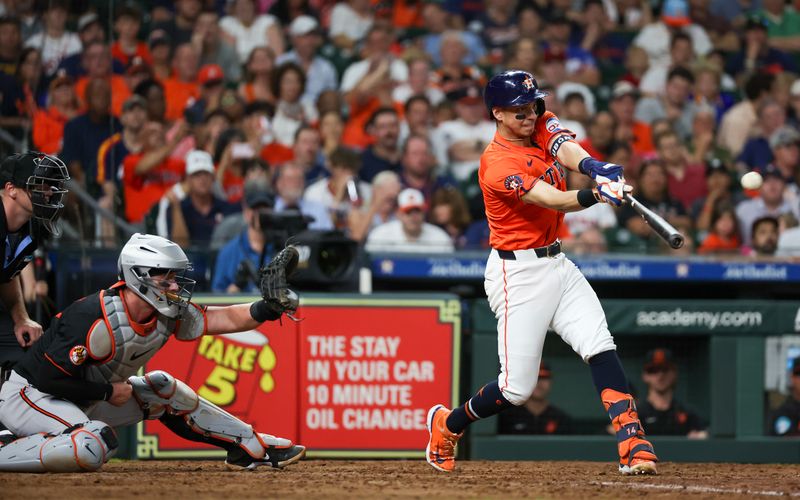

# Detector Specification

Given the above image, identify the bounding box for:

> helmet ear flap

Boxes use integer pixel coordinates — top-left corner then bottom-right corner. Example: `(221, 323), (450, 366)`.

(534, 98), (546, 117)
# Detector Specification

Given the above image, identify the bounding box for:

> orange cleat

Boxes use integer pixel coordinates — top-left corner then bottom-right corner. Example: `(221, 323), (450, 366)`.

(601, 389), (658, 476)
(425, 404), (462, 472)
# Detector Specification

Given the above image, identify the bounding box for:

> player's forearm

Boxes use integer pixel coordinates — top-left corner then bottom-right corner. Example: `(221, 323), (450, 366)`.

(0, 277), (30, 323)
(555, 140), (591, 172)
(521, 181), (589, 212)
(205, 303), (262, 334)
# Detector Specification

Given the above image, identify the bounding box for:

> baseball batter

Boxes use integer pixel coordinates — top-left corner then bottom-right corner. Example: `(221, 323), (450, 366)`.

(0, 233), (304, 472)
(425, 70), (658, 475)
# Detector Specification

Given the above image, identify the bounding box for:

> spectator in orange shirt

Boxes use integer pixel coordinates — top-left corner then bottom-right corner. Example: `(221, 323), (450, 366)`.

(74, 41), (132, 117)
(238, 46), (277, 105)
(32, 71), (78, 154)
(698, 202), (741, 255)
(163, 43), (200, 121)
(609, 81), (654, 155)
(110, 4), (151, 70)
(122, 120), (188, 223)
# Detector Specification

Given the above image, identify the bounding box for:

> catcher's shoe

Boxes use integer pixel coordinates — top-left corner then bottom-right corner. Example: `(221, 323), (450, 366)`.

(226, 434), (306, 470)
(601, 389), (658, 476)
(425, 404), (462, 473)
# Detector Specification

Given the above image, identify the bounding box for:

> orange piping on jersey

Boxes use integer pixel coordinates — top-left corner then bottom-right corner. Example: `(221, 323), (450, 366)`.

(501, 260), (509, 392)
(118, 289), (158, 336)
(44, 353), (73, 377)
(20, 388), (72, 428)
(97, 290), (117, 364)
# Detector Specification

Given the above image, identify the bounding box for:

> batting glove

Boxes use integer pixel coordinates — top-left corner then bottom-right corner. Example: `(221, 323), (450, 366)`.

(579, 157), (624, 182)
(595, 175), (632, 206)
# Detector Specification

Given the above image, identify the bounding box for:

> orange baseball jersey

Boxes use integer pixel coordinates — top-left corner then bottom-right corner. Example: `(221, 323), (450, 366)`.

(478, 111), (575, 250)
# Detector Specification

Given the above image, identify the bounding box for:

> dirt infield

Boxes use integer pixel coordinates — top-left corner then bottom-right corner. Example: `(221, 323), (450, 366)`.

(2, 460), (799, 499)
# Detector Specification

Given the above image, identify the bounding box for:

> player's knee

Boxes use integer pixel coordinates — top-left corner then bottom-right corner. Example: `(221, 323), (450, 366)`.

(501, 384), (536, 406)
(578, 334), (617, 363)
(41, 420), (118, 472)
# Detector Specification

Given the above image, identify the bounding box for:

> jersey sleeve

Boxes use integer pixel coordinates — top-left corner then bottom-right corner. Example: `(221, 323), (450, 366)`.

(532, 111), (576, 159)
(480, 153), (548, 202)
(175, 302), (207, 341)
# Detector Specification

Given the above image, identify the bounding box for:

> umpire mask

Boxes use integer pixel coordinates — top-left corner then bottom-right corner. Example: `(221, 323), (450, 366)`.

(0, 152), (70, 235)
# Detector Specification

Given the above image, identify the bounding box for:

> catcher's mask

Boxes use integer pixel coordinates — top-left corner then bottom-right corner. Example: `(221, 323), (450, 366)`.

(0, 151), (70, 235)
(118, 233), (195, 318)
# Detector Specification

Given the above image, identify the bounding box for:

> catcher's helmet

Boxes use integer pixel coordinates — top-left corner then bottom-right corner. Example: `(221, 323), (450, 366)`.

(118, 233), (195, 318)
(484, 70), (548, 116)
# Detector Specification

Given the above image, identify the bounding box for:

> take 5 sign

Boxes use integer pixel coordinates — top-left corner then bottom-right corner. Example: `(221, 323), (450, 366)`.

(136, 295), (461, 459)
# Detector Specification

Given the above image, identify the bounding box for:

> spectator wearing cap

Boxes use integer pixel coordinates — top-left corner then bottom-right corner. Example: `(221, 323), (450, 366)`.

(770, 356), (800, 435)
(56, 12), (119, 79)
(498, 362), (573, 435)
(420, 2), (485, 68)
(556, 82), (595, 126)
(273, 162), (332, 231)
(340, 25), (407, 149)
(718, 72), (776, 158)
(24, 0), (80, 77)
(639, 32), (695, 97)
(655, 129), (708, 211)
(431, 83), (494, 182)
(96, 94), (147, 204)
(74, 41), (132, 117)
(392, 58), (444, 108)
(609, 81), (654, 155)
(148, 31), (173, 81)
(736, 100), (787, 172)
(304, 146), (372, 232)
(635, 66), (698, 140)
(110, 5), (151, 71)
(184, 64), (226, 126)
(191, 9), (240, 84)
(60, 78), (121, 196)
(0, 16), (21, 77)
(32, 71), (78, 155)
(122, 120), (188, 224)
(758, 0), (800, 52)
(748, 215), (780, 258)
(163, 43), (201, 122)
(726, 16), (796, 80)
(691, 158), (740, 234)
(329, 0), (374, 53)
(632, 0), (712, 70)
(359, 107), (403, 183)
(166, 150), (238, 248)
(399, 134), (455, 203)
(220, 0), (284, 64)
(238, 46), (276, 105)
(638, 348), (708, 438)
(212, 181), (277, 293)
(768, 127), (800, 192)
(736, 164), (799, 245)
(365, 187), (454, 254)
(152, 0), (203, 48)
(540, 15), (600, 87)
(276, 15), (338, 107)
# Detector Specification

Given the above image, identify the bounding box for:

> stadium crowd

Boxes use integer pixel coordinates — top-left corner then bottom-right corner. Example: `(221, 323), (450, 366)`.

(1, 0), (800, 262)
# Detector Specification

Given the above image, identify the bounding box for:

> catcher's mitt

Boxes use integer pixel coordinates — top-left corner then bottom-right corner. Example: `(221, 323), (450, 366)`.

(258, 246), (300, 318)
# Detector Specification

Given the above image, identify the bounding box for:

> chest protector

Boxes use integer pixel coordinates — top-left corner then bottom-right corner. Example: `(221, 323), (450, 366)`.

(86, 292), (177, 384)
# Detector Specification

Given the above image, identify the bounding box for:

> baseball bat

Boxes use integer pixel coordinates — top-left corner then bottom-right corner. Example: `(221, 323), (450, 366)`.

(624, 193), (685, 249)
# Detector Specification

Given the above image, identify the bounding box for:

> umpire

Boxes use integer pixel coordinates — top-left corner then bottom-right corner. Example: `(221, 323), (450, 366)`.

(0, 152), (69, 385)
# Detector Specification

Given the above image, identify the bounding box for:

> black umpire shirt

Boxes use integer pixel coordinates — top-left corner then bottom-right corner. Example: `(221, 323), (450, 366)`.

(498, 403), (573, 435)
(637, 398), (707, 435)
(0, 197), (38, 366)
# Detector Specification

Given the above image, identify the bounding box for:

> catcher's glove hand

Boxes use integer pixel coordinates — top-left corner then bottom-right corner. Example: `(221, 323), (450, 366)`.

(258, 246), (300, 320)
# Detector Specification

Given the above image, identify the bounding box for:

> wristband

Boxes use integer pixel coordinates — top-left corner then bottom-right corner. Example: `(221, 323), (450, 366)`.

(250, 300), (281, 323)
(577, 188), (599, 208)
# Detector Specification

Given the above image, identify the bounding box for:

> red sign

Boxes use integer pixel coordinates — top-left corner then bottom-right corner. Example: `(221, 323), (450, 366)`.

(138, 296), (460, 458)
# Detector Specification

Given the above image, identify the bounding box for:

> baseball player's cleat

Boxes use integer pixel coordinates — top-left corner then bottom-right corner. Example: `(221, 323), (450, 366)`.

(425, 404), (462, 473)
(226, 444), (306, 470)
(601, 389), (659, 475)
(620, 457), (658, 476)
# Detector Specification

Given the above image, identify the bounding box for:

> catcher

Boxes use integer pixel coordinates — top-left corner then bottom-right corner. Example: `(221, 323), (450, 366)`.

(0, 233), (304, 472)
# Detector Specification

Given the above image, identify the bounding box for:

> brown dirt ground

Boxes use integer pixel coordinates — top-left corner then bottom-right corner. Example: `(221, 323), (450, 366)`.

(2, 460), (799, 499)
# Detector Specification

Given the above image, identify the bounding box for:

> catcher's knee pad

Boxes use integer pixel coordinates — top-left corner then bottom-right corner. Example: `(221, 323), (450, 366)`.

(129, 370), (200, 418)
(0, 420), (118, 472)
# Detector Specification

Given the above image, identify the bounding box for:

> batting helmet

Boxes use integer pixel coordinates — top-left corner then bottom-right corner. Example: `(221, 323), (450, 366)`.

(484, 70), (548, 116)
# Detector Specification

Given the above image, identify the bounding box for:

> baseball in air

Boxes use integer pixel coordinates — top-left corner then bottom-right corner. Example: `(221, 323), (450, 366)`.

(741, 171), (763, 190)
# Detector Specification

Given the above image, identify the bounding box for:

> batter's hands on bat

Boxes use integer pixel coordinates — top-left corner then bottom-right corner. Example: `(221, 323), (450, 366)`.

(14, 318), (42, 347)
(595, 175), (633, 206)
(578, 157), (624, 182)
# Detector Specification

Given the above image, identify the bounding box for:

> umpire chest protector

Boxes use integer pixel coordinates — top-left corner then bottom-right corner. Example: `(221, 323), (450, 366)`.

(0, 198), (36, 283)
(85, 287), (205, 384)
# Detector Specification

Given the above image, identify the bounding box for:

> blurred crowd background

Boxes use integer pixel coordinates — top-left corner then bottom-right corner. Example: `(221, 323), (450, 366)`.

(3, 0), (800, 270)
